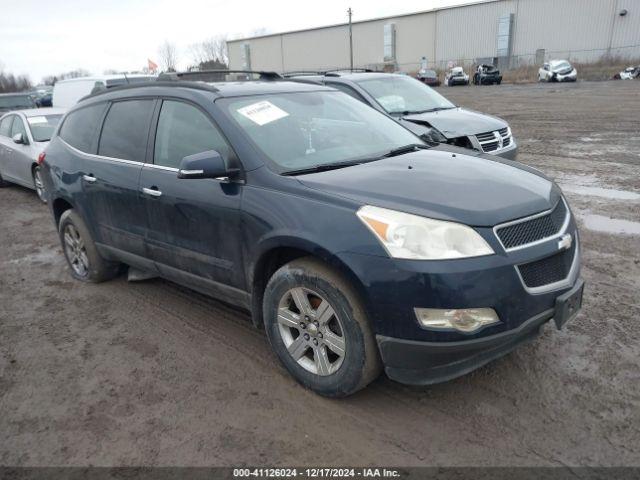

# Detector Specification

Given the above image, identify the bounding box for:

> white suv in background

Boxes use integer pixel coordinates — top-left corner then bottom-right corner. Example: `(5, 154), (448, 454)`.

(538, 60), (577, 82)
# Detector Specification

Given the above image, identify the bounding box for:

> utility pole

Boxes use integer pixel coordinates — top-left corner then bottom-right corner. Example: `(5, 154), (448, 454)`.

(348, 7), (353, 70)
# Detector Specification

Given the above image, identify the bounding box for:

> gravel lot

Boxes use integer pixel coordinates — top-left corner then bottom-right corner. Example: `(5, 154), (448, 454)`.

(1, 81), (639, 467)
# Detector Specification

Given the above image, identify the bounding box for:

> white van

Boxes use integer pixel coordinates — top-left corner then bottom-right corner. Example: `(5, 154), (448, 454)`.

(52, 74), (156, 108)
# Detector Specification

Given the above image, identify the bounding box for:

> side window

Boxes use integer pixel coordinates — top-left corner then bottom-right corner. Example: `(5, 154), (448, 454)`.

(10, 117), (27, 139)
(0, 116), (13, 137)
(59, 103), (107, 153)
(327, 82), (367, 103)
(98, 99), (155, 162)
(154, 100), (231, 169)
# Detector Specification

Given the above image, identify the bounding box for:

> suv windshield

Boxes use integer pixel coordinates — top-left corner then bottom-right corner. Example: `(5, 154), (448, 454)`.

(552, 61), (571, 71)
(0, 95), (34, 109)
(27, 114), (63, 142)
(356, 76), (455, 115)
(221, 91), (422, 173)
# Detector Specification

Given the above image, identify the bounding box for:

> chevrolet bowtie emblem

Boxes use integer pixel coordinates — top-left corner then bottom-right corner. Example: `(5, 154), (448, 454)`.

(558, 233), (572, 251)
(494, 131), (503, 149)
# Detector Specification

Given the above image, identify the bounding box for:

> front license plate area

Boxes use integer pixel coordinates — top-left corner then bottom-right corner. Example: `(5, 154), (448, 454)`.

(554, 279), (584, 330)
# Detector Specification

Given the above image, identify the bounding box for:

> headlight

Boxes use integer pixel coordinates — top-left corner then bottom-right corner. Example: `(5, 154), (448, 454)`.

(357, 205), (494, 260)
(420, 127), (447, 144)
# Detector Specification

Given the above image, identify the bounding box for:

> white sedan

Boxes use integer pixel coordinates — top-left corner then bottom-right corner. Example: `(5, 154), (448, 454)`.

(0, 108), (65, 202)
(538, 60), (577, 82)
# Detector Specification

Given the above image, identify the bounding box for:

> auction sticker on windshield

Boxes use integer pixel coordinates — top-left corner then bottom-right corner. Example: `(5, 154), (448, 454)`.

(27, 116), (48, 124)
(237, 101), (289, 126)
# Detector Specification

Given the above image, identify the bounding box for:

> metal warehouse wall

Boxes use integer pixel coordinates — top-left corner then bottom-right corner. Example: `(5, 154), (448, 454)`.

(228, 0), (640, 71)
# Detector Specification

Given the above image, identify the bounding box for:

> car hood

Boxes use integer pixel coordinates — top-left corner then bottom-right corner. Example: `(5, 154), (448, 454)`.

(298, 148), (558, 227)
(553, 67), (574, 75)
(399, 107), (507, 139)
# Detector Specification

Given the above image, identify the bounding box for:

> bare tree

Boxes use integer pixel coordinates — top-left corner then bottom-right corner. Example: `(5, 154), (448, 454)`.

(158, 41), (178, 72)
(0, 64), (33, 93)
(189, 35), (229, 69)
(41, 69), (90, 86)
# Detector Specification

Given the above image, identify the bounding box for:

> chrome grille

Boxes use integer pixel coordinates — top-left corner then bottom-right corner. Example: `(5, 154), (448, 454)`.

(495, 200), (568, 250)
(475, 127), (512, 153)
(518, 239), (576, 288)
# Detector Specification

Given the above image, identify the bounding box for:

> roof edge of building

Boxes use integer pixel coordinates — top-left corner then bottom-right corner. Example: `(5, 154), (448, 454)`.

(227, 0), (502, 44)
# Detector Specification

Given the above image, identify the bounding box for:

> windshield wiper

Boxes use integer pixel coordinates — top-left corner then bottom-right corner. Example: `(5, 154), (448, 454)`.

(281, 160), (366, 176)
(394, 106), (455, 115)
(383, 143), (431, 158)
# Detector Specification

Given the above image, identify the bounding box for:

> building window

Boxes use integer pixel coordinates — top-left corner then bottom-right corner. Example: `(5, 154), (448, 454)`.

(383, 23), (396, 62)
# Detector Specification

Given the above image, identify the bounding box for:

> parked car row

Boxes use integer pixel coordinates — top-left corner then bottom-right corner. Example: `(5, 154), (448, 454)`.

(416, 59), (581, 85)
(8, 69), (581, 398)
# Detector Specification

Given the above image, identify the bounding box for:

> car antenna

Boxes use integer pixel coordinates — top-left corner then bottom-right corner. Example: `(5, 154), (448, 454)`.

(123, 72), (130, 84)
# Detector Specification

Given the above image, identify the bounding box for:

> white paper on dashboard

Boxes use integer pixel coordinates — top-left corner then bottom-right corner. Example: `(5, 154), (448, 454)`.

(237, 101), (289, 126)
(27, 116), (48, 124)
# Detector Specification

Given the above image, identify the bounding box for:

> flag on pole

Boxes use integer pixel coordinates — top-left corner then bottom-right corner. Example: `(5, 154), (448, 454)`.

(148, 59), (158, 72)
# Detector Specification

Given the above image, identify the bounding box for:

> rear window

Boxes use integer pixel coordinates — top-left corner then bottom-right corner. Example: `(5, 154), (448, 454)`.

(59, 103), (107, 153)
(27, 115), (63, 142)
(98, 100), (155, 162)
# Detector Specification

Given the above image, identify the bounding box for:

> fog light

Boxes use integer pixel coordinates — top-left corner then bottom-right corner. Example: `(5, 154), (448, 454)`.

(414, 308), (500, 333)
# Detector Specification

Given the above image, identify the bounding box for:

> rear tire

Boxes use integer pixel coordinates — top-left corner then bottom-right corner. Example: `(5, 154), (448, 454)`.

(32, 166), (47, 203)
(58, 209), (121, 283)
(263, 257), (381, 397)
(0, 171), (9, 187)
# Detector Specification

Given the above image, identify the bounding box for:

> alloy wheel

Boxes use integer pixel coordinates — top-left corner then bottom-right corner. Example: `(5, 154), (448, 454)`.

(277, 287), (346, 376)
(63, 224), (89, 277)
(34, 168), (46, 202)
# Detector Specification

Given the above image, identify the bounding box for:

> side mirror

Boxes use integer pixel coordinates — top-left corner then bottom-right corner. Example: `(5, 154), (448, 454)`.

(12, 133), (26, 145)
(177, 150), (238, 181)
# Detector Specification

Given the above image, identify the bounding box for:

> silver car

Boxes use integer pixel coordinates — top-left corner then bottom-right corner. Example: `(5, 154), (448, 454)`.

(0, 108), (65, 202)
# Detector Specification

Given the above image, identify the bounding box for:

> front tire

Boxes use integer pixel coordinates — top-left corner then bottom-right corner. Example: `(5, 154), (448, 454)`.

(263, 258), (381, 397)
(0, 171), (9, 187)
(58, 209), (121, 283)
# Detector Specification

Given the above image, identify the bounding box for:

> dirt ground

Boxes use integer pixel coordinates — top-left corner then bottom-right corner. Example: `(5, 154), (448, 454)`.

(0, 81), (639, 467)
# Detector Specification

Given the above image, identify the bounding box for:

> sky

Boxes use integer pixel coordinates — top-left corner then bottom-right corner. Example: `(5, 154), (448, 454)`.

(0, 0), (474, 84)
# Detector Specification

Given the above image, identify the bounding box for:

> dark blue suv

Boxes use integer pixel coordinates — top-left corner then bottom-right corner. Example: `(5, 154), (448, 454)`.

(41, 72), (584, 397)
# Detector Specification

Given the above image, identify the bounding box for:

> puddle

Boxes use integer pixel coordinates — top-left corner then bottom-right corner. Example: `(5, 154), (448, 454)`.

(560, 184), (640, 201)
(579, 214), (640, 236)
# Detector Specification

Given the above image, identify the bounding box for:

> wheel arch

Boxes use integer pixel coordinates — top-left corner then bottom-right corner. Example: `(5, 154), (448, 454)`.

(52, 196), (74, 227)
(249, 237), (370, 330)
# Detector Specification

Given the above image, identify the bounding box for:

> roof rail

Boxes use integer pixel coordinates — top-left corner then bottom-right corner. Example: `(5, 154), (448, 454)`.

(325, 68), (377, 76)
(283, 68), (379, 78)
(282, 71), (326, 77)
(79, 80), (220, 103)
(157, 70), (283, 82)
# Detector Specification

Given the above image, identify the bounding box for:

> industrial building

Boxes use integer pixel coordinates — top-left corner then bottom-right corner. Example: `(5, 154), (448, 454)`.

(227, 0), (640, 73)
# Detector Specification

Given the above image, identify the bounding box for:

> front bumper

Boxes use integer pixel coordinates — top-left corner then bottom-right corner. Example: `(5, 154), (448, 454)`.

(553, 71), (577, 82)
(377, 278), (584, 385)
(489, 140), (518, 160)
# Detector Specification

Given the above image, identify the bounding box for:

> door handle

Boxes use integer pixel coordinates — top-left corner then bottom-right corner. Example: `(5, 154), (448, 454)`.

(142, 187), (162, 197)
(83, 174), (97, 183)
